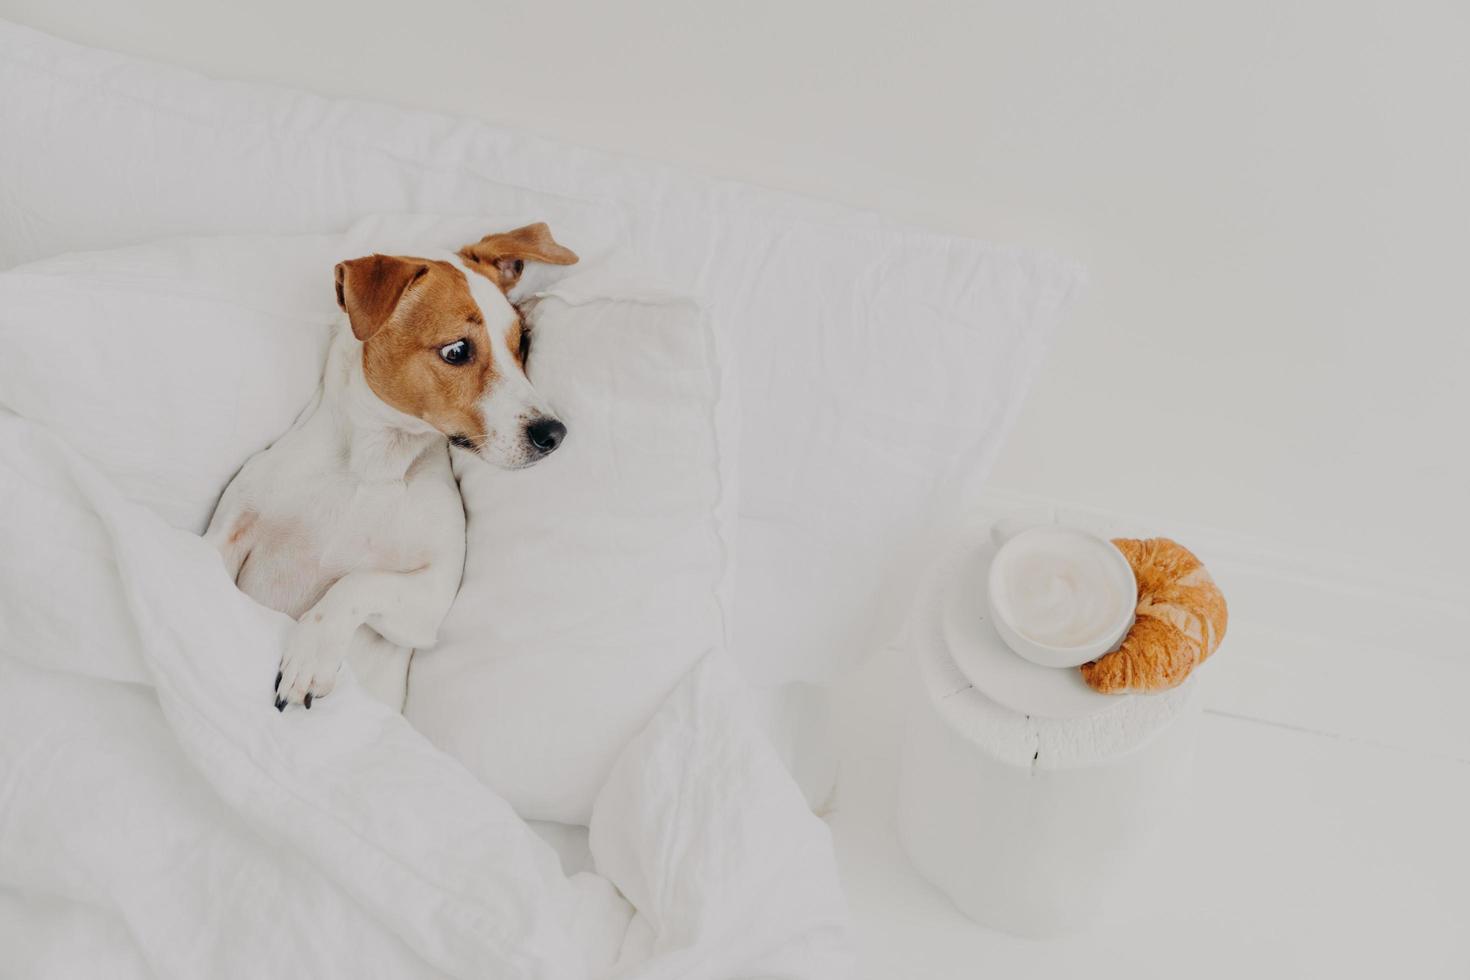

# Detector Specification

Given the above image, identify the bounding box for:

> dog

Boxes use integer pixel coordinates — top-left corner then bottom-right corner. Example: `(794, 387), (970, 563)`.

(205, 223), (577, 711)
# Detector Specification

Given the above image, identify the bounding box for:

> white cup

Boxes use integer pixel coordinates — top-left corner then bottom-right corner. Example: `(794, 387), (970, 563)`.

(986, 524), (1137, 669)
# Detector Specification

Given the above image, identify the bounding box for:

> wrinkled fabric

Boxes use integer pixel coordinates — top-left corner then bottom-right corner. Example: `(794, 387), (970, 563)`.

(0, 412), (852, 979)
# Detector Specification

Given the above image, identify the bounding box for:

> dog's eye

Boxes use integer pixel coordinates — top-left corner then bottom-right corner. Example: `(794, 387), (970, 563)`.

(439, 339), (472, 365)
(518, 327), (532, 363)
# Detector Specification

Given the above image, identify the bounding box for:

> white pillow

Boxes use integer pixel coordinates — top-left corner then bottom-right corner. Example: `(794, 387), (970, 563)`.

(404, 268), (733, 824)
(0, 237), (339, 532)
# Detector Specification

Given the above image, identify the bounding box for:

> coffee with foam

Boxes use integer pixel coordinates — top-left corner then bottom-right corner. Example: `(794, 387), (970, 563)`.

(988, 527), (1135, 656)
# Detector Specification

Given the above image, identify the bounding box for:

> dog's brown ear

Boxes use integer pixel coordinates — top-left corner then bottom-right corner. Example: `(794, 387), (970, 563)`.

(334, 254), (429, 341)
(458, 222), (578, 292)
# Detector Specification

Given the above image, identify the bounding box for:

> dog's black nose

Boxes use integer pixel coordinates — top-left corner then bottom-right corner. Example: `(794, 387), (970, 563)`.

(526, 417), (566, 455)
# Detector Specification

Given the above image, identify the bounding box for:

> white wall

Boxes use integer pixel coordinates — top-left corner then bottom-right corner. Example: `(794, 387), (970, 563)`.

(4, 0), (1467, 587)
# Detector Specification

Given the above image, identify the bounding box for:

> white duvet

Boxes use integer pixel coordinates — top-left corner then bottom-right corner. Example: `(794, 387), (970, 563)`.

(0, 411), (852, 978)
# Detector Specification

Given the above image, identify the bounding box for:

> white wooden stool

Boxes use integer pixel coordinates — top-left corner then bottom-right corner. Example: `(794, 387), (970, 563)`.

(896, 514), (1201, 937)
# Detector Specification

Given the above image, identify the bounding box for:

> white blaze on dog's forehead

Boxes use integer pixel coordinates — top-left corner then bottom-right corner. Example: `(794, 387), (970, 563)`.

(447, 253), (521, 374)
(448, 253), (518, 333)
(443, 252), (553, 467)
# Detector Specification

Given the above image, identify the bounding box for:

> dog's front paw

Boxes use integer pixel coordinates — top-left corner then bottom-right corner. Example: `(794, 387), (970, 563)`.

(274, 618), (348, 711)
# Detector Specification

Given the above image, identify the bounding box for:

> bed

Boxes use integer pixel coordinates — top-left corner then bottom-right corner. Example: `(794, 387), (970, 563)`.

(0, 19), (1081, 978)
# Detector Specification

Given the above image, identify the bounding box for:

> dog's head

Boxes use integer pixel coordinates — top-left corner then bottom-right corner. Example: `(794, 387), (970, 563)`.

(334, 223), (577, 468)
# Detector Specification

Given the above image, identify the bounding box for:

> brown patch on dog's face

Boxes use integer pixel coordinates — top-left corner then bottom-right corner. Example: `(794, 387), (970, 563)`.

(457, 222), (578, 293)
(334, 254), (497, 440)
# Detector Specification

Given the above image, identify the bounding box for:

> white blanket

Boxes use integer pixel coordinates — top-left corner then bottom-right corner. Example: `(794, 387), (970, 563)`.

(0, 412), (852, 979)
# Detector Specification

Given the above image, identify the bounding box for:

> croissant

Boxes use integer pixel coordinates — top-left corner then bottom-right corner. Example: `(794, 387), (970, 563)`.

(1079, 537), (1227, 694)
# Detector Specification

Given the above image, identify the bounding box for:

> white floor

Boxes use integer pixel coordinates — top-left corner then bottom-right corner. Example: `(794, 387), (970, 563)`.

(824, 633), (1470, 979)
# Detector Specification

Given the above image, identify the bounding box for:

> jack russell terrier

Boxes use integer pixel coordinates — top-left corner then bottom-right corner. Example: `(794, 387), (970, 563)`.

(206, 223), (577, 711)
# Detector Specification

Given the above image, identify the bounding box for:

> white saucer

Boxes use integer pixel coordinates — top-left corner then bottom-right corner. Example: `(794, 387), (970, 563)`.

(940, 523), (1120, 720)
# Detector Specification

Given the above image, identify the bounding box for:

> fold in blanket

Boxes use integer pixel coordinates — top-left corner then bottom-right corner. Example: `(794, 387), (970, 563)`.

(0, 411), (852, 979)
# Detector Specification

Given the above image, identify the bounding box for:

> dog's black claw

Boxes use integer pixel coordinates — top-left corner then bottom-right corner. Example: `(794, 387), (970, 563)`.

(275, 697), (287, 712)
(304, 692), (313, 710)
(274, 670), (283, 692)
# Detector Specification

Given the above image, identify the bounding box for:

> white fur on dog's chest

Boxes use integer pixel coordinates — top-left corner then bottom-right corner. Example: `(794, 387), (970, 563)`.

(301, 475), (436, 569)
(234, 472), (444, 618)
(212, 324), (468, 623)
